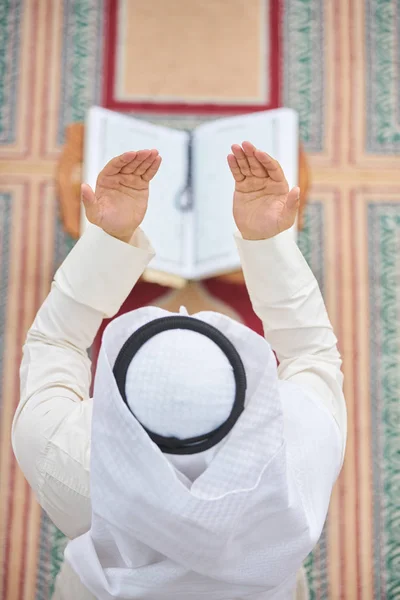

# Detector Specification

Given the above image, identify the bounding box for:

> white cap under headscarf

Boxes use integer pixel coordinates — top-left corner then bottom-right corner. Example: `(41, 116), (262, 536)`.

(125, 320), (236, 440)
(65, 307), (341, 599)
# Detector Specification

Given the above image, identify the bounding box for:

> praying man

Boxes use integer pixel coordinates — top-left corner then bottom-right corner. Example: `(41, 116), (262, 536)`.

(12, 142), (346, 600)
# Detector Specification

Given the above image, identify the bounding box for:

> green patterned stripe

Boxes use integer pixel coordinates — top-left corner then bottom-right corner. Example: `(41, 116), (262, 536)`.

(297, 201), (328, 599)
(297, 201), (325, 292)
(50, 526), (68, 598)
(368, 203), (400, 598)
(37, 512), (68, 600)
(38, 3), (105, 590)
(366, 0), (400, 152)
(0, 0), (11, 137)
(283, 0), (324, 152)
(58, 0), (104, 143)
(0, 0), (21, 143)
(303, 533), (328, 600)
(0, 194), (11, 403)
(35, 209), (74, 599)
(36, 513), (57, 600)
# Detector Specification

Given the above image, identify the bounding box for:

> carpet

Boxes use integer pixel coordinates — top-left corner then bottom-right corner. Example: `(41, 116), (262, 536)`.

(0, 1), (400, 599)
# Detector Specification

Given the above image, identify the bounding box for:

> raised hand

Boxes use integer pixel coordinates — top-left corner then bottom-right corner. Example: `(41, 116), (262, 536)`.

(227, 141), (300, 240)
(81, 149), (162, 243)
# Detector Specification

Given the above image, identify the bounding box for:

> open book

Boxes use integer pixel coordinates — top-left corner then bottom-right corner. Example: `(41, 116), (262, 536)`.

(82, 107), (299, 280)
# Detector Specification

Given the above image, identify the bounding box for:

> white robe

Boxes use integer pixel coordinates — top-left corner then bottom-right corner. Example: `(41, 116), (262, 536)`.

(11, 225), (346, 599)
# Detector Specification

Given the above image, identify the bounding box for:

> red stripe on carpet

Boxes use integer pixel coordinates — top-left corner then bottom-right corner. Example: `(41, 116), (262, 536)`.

(350, 190), (363, 600)
(332, 0), (342, 166)
(17, 186), (45, 600)
(40, 0), (56, 160)
(335, 190), (345, 600)
(2, 181), (30, 599)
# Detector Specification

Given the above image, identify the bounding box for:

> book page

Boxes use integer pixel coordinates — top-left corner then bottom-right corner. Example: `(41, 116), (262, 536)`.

(83, 107), (192, 276)
(192, 108), (298, 278)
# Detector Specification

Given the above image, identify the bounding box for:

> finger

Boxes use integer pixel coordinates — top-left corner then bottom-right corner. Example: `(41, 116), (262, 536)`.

(227, 154), (245, 182)
(231, 144), (252, 176)
(120, 149), (153, 174)
(254, 150), (286, 182)
(81, 183), (96, 207)
(286, 186), (301, 211)
(101, 152), (137, 176)
(135, 149), (159, 176)
(242, 141), (268, 177)
(142, 155), (162, 182)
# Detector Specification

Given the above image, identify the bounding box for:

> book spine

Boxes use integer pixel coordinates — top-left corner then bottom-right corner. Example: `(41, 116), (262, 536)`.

(174, 131), (193, 212)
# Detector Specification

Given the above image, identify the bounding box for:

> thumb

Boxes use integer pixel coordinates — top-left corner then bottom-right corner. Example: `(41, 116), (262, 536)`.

(81, 183), (96, 208)
(286, 186), (300, 212)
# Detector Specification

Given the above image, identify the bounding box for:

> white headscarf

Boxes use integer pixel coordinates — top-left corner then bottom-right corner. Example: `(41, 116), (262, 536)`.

(65, 307), (341, 599)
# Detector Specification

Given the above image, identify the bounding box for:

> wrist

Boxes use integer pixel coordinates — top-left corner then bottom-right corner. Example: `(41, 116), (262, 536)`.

(112, 233), (132, 244)
(239, 229), (275, 241)
(104, 227), (137, 245)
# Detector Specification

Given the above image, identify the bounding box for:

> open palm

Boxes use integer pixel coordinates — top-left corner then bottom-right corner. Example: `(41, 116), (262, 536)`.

(228, 141), (299, 240)
(82, 149), (161, 243)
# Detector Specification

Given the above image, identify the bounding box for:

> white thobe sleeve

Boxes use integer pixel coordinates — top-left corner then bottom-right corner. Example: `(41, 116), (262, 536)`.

(12, 225), (154, 538)
(235, 230), (347, 459)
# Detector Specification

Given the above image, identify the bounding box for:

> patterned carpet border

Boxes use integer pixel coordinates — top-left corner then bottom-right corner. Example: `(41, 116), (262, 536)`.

(368, 202), (400, 598)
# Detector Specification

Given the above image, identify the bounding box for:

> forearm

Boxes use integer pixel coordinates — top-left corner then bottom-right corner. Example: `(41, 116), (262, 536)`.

(255, 271), (341, 371)
(236, 230), (336, 354)
(19, 285), (101, 408)
(236, 230), (346, 440)
(17, 225), (154, 407)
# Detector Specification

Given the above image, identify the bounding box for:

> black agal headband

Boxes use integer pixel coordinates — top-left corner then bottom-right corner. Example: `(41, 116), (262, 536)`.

(113, 316), (247, 455)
